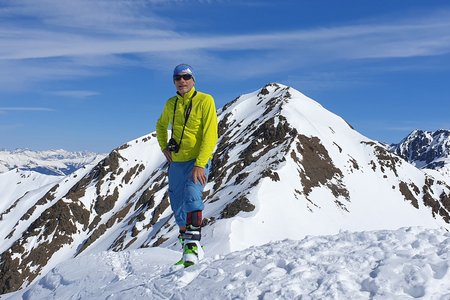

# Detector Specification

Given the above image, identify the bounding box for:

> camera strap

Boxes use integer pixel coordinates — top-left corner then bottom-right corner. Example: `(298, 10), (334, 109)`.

(171, 91), (197, 152)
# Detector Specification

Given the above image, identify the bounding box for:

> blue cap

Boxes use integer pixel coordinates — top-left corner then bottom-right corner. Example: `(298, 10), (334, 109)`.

(173, 64), (195, 80)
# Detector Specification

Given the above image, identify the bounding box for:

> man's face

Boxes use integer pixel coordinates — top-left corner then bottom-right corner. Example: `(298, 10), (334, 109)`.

(174, 72), (195, 96)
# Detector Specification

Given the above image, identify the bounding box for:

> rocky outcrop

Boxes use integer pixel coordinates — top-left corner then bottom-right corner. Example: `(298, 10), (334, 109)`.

(1, 84), (450, 295)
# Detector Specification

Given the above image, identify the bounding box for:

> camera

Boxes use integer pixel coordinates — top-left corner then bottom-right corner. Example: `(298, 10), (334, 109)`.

(166, 138), (180, 153)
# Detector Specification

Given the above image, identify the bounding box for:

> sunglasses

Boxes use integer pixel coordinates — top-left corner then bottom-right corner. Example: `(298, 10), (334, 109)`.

(173, 74), (193, 81)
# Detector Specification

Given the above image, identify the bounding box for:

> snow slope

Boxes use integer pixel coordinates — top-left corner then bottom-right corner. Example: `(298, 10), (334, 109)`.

(203, 84), (450, 253)
(4, 227), (450, 300)
(0, 170), (61, 215)
(1, 83), (450, 296)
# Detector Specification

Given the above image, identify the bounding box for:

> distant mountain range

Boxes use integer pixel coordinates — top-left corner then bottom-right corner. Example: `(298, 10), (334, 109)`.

(0, 149), (105, 176)
(1, 83), (449, 295)
(390, 129), (450, 179)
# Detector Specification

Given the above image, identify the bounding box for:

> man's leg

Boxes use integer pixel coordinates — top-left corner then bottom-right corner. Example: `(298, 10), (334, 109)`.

(181, 210), (203, 266)
(181, 161), (210, 266)
(168, 162), (187, 230)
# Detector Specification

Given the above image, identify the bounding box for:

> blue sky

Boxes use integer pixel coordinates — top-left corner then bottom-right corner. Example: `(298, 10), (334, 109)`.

(1, 0), (450, 153)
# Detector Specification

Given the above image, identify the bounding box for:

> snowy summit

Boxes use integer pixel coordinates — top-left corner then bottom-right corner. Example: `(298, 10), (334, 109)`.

(1, 83), (450, 298)
(391, 130), (450, 181)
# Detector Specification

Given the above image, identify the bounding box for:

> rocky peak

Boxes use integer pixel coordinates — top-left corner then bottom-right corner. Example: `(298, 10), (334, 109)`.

(390, 130), (450, 177)
(1, 84), (450, 295)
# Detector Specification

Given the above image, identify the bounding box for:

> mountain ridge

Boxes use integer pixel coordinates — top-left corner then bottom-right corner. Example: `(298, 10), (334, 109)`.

(0, 149), (105, 176)
(390, 129), (450, 180)
(1, 83), (449, 294)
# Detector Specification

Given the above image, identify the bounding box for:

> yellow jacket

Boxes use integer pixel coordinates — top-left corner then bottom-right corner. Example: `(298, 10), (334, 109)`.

(156, 87), (218, 168)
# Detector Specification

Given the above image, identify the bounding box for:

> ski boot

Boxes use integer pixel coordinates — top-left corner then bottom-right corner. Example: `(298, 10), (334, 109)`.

(175, 210), (203, 267)
(174, 232), (186, 266)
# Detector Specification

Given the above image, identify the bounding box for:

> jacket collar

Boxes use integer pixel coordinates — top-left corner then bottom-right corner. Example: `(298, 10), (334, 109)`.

(176, 87), (196, 101)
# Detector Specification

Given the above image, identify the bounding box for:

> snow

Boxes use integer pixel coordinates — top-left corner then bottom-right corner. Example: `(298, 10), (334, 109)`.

(0, 165), (96, 254)
(1, 83), (450, 298)
(4, 226), (450, 299)
(0, 169), (61, 214)
(0, 149), (105, 175)
(390, 129), (450, 182)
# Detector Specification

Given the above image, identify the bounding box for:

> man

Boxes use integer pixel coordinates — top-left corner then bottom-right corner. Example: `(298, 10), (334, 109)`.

(156, 64), (218, 267)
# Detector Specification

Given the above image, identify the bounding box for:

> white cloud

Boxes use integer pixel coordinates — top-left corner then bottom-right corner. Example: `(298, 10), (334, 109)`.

(2, 19), (450, 61)
(1, 1), (450, 89)
(0, 0), (170, 33)
(48, 90), (100, 99)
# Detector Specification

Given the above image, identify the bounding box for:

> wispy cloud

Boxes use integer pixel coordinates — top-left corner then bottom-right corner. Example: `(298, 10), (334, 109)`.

(0, 107), (55, 112)
(48, 90), (100, 99)
(1, 1), (450, 88)
(2, 19), (450, 60)
(0, 0), (170, 34)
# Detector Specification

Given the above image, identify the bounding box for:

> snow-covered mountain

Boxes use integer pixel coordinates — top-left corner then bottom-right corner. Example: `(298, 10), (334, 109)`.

(1, 83), (450, 296)
(0, 149), (105, 176)
(390, 129), (450, 180)
(0, 170), (61, 218)
(5, 227), (450, 299)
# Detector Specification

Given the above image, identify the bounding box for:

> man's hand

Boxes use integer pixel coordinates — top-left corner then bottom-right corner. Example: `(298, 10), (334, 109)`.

(163, 149), (172, 163)
(192, 166), (207, 186)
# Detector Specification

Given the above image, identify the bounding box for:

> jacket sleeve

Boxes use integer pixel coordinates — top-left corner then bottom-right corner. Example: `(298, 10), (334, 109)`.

(195, 95), (218, 168)
(156, 99), (172, 151)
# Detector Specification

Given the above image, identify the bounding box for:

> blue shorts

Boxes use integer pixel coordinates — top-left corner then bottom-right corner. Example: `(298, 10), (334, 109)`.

(168, 159), (210, 227)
